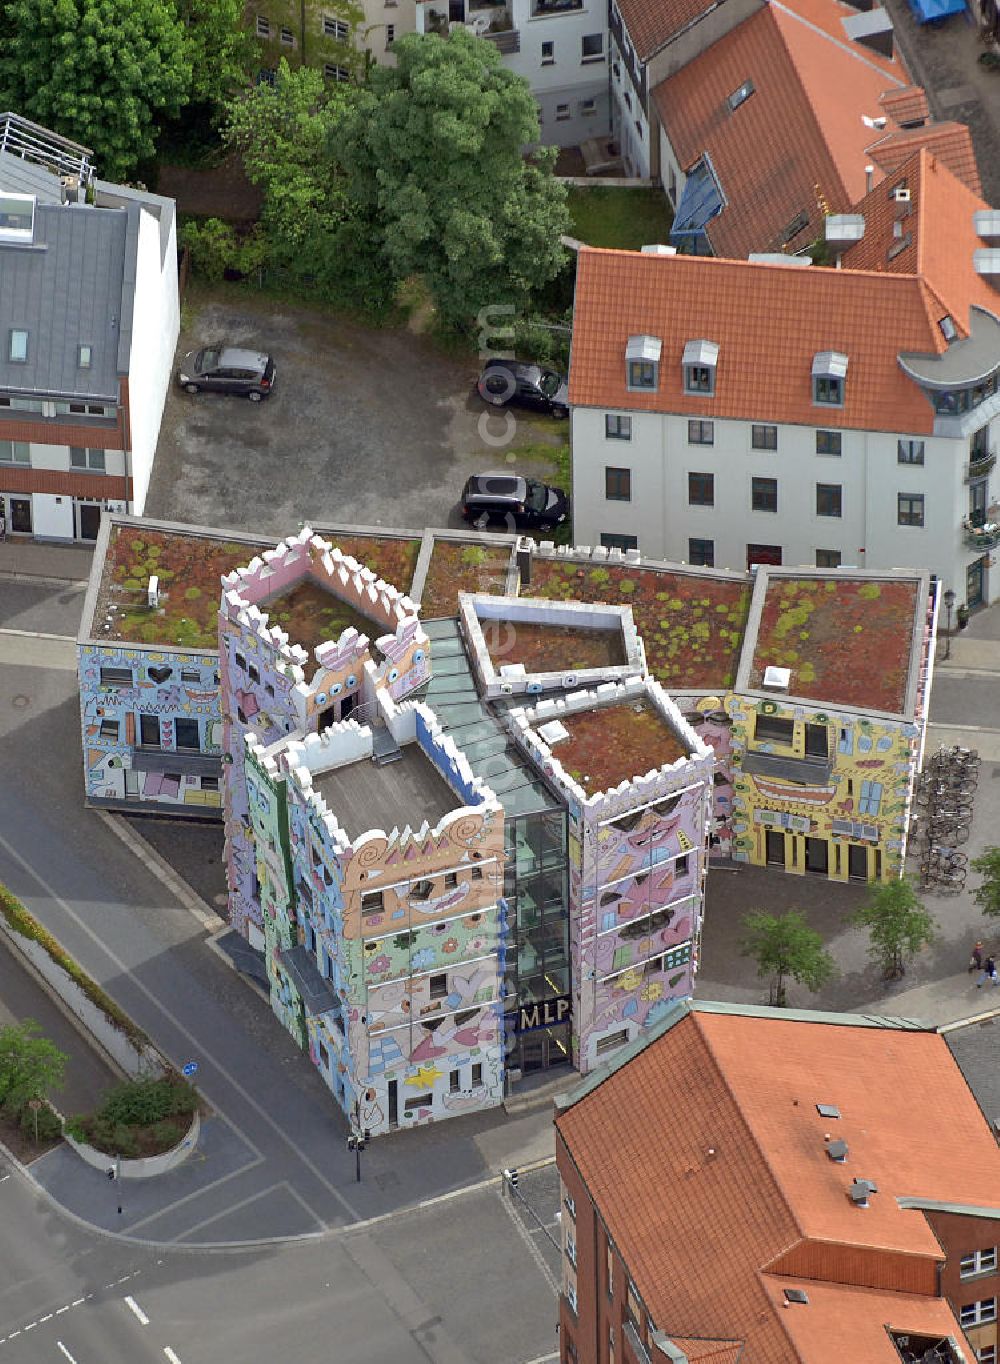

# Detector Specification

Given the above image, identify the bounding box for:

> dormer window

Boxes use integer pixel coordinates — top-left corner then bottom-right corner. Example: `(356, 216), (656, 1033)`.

(683, 340), (719, 396)
(726, 79), (754, 112)
(626, 334), (661, 391)
(939, 315), (957, 343)
(812, 351), (847, 406)
(8, 329), (27, 363)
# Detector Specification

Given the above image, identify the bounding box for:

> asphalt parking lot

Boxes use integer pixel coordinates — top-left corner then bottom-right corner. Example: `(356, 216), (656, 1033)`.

(144, 288), (566, 538)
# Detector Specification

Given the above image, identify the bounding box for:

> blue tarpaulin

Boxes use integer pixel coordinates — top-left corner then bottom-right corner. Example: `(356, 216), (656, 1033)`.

(906, 0), (965, 25)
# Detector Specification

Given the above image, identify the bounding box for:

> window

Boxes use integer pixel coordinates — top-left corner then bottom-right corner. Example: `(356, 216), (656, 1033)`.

(816, 483), (842, 517)
(174, 718), (200, 751)
(361, 891), (384, 915)
(752, 477), (778, 512)
(566, 1234), (577, 1266)
(605, 466), (631, 501)
(471, 865), (483, 880)
(971, 424), (990, 458)
(898, 493), (925, 527)
(727, 78), (754, 111)
(898, 439), (924, 465)
(541, 39), (554, 63)
(961, 1249), (998, 1278)
(444, 871), (458, 889)
(469, 1061), (483, 1087)
(566, 1283), (578, 1315)
(256, 14), (270, 36)
(581, 32), (603, 59)
(70, 447), (106, 472)
(449, 1069), (460, 1093)
(324, 63), (350, 80)
(0, 440), (28, 464)
(606, 1239), (614, 1298)
(755, 713), (794, 745)
(234, 651), (247, 673)
(596, 1028), (628, 1057)
(600, 532), (638, 551)
(814, 375), (842, 406)
(816, 549), (841, 568)
(977, 1347), (997, 1364)
(323, 15), (349, 38)
(556, 104), (570, 121)
(804, 723), (828, 758)
(280, 25), (294, 43)
(685, 365), (714, 396)
(139, 714), (161, 747)
(580, 97), (597, 115)
(688, 471), (714, 506)
(564, 1190), (577, 1219)
(404, 1092), (433, 1113)
(605, 414), (631, 440)
(202, 776), (219, 792)
(688, 537), (714, 567)
(100, 666), (132, 688)
(8, 329), (27, 362)
(752, 424), (777, 450)
(675, 854), (690, 875)
(386, 23), (394, 42)
(429, 972), (448, 999)
(626, 335), (660, 391)
(99, 718), (119, 742)
(77, 344), (92, 369)
(626, 1280), (641, 1326)
(688, 419), (714, 445)
(815, 430), (842, 457)
(960, 1299), (997, 1328)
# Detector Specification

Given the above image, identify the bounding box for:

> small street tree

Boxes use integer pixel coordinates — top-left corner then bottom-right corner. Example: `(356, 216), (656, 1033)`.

(739, 909), (837, 1008)
(0, 1019), (67, 1117)
(852, 877), (936, 981)
(970, 846), (1000, 920)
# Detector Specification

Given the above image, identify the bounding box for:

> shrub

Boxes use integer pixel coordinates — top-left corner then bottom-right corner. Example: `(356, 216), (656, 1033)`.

(99, 1076), (197, 1127)
(151, 1120), (183, 1149)
(20, 1100), (63, 1142)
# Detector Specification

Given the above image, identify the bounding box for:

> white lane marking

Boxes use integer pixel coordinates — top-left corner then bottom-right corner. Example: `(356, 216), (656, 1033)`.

(164, 1348), (184, 1363)
(124, 1295), (149, 1326)
(56, 1343), (80, 1364)
(55, 1305), (70, 1315)
(39, 1313), (53, 1322)
(70, 1298), (86, 1307)
(0, 1172), (10, 1183)
(172, 1181), (285, 1242)
(124, 1153), (264, 1234)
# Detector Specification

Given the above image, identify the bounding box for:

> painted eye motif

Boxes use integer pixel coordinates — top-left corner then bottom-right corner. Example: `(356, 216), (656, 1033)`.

(330, 682), (343, 696)
(346, 674), (357, 688)
(388, 667), (399, 682)
(315, 692), (327, 706)
(413, 649), (425, 664)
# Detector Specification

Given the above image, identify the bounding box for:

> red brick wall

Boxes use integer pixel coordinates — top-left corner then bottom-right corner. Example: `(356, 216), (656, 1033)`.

(924, 1209), (1000, 1353)
(0, 466), (130, 500)
(769, 1239), (940, 1294)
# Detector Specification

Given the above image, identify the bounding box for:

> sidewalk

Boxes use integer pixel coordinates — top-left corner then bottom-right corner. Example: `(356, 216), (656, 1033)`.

(0, 538), (94, 583)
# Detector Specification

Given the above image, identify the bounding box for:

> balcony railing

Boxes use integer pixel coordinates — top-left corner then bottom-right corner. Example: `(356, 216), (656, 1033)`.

(962, 516), (1000, 550)
(966, 449), (997, 481)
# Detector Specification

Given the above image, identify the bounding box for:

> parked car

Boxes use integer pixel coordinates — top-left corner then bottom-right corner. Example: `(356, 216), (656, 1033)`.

(461, 473), (569, 531)
(177, 346), (275, 401)
(477, 360), (569, 419)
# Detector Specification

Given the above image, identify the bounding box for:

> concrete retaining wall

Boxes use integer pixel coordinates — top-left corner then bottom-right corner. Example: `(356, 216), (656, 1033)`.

(64, 1108), (200, 1179)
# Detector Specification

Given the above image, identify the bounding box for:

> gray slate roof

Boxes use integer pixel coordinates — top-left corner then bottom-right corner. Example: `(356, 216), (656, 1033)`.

(0, 200), (130, 401)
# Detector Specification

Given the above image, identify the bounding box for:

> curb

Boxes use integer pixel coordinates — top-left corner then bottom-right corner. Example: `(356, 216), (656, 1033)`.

(939, 1004), (1000, 1032)
(0, 569), (90, 588)
(96, 811), (225, 933)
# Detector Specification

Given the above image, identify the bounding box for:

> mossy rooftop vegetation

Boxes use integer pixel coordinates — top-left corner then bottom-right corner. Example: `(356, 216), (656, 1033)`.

(321, 533), (421, 598)
(420, 541), (513, 619)
(556, 699), (691, 796)
(526, 561), (751, 691)
(260, 578), (384, 655)
(749, 577), (919, 713)
(486, 620), (627, 674)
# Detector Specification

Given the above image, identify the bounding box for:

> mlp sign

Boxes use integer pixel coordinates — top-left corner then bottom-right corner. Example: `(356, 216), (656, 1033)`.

(516, 994), (571, 1032)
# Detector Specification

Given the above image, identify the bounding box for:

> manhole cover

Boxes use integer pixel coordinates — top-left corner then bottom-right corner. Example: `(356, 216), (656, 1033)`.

(11, 694), (29, 708)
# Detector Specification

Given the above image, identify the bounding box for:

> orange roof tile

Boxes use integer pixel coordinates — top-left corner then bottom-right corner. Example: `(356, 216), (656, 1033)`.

(652, 0), (910, 258)
(568, 245), (944, 435)
(869, 122), (982, 195)
(879, 84), (930, 126)
(614, 0), (717, 60)
(557, 1006), (1000, 1363)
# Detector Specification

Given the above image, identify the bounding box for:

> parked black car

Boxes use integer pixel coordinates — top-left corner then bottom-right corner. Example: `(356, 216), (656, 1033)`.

(461, 473), (569, 531)
(177, 346), (276, 401)
(477, 360), (569, 418)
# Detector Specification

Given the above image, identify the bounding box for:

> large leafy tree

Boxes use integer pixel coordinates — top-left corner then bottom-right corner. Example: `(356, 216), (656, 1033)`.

(0, 1019), (67, 1116)
(345, 28), (569, 326)
(739, 909), (836, 1008)
(0, 0), (191, 179)
(971, 846), (1000, 919)
(852, 877), (936, 980)
(175, 0), (254, 108)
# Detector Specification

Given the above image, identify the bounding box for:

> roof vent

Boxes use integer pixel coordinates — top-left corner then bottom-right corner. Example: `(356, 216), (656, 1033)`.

(538, 719), (570, 746)
(762, 665), (791, 691)
(824, 214), (866, 245)
(816, 1103), (841, 1118)
(783, 1289), (810, 1305)
(825, 1139), (849, 1162)
(640, 243), (676, 256)
(147, 574), (160, 609)
(849, 1184), (870, 1207)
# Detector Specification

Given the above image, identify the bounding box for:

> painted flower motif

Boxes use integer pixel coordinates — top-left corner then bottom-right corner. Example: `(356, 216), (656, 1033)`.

(468, 936), (486, 952)
(442, 937), (459, 954)
(641, 980), (664, 1003)
(615, 968), (642, 992)
(410, 947), (436, 970)
(367, 953), (391, 975)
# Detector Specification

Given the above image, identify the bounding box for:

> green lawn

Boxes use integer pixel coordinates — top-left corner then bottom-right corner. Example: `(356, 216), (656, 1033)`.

(567, 186), (673, 250)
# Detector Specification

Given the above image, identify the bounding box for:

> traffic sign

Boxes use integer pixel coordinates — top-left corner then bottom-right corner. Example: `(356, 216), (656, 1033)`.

(182, 1061), (198, 1077)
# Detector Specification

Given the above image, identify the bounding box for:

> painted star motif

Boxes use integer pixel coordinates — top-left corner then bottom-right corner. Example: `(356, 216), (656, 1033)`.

(405, 1064), (443, 1088)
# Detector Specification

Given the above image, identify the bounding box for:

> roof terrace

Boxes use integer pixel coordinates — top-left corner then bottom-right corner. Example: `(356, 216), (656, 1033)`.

(312, 744), (461, 840)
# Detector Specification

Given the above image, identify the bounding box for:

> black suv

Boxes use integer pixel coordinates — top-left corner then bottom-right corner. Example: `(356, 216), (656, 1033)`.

(477, 360), (569, 419)
(461, 473), (569, 531)
(177, 346), (276, 401)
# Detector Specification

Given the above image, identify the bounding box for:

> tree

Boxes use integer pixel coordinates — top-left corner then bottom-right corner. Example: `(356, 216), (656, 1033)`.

(970, 846), (1000, 919)
(0, 1019), (67, 1117)
(0, 0), (192, 180)
(175, 0), (254, 109)
(852, 877), (936, 981)
(344, 28), (570, 327)
(739, 909), (836, 1007)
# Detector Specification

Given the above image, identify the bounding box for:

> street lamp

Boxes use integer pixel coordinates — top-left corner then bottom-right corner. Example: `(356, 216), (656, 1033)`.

(943, 588), (956, 660)
(347, 1126), (371, 1183)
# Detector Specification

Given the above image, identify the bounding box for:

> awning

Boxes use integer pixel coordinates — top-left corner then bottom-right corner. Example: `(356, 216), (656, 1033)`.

(281, 944), (342, 1017)
(131, 748), (222, 778)
(742, 750), (833, 786)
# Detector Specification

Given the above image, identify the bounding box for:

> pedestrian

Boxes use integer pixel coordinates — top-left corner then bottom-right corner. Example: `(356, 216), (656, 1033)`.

(970, 940), (984, 972)
(976, 955), (998, 988)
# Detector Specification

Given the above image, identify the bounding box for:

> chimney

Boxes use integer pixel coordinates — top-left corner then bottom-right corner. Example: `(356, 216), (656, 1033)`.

(865, 164), (875, 194)
(640, 243), (677, 256)
(516, 536), (532, 589)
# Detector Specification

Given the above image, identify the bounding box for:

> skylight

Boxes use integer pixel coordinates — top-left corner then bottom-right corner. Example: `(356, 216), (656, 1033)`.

(727, 79), (754, 112)
(816, 1103), (840, 1118)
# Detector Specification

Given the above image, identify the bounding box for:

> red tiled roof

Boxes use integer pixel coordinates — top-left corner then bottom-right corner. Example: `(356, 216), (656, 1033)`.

(615, 0), (716, 60)
(556, 1007), (1000, 1363)
(568, 245), (944, 435)
(879, 84), (930, 125)
(652, 0), (910, 258)
(868, 122), (982, 195)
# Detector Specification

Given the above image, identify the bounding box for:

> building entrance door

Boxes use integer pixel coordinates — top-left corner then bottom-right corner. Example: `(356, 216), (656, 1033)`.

(4, 495), (31, 534)
(848, 843), (868, 881)
(77, 501), (102, 540)
(805, 837), (829, 875)
(967, 557), (985, 609)
(517, 1023), (571, 1073)
(387, 1078), (398, 1130)
(765, 830), (785, 866)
